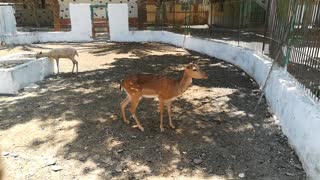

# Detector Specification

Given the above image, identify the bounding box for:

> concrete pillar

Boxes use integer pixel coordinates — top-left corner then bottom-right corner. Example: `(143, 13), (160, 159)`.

(108, 4), (129, 41)
(69, 4), (92, 37)
(0, 5), (17, 35)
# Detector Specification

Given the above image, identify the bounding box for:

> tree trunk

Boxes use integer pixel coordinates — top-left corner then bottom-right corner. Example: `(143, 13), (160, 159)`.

(155, 0), (162, 29)
(137, 0), (147, 30)
(162, 0), (167, 26)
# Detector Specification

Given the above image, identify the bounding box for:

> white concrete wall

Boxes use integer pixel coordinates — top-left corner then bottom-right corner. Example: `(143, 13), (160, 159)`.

(108, 4), (129, 41)
(0, 56), (55, 94)
(0, 4), (92, 44)
(69, 4), (92, 37)
(107, 5), (320, 179)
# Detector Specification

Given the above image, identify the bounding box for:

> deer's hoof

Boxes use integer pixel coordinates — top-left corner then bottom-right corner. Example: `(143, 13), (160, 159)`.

(124, 120), (130, 125)
(170, 124), (176, 129)
(132, 125), (144, 132)
(160, 127), (165, 132)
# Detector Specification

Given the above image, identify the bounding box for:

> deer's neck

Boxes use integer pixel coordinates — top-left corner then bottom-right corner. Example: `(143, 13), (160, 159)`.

(39, 52), (50, 58)
(178, 71), (192, 94)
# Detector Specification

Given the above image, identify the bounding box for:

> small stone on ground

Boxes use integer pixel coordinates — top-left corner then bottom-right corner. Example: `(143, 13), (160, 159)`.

(51, 165), (62, 172)
(24, 83), (40, 92)
(193, 158), (203, 165)
(238, 173), (245, 178)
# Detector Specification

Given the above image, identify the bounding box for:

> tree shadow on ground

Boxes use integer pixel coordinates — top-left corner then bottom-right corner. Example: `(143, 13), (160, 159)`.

(0, 43), (306, 179)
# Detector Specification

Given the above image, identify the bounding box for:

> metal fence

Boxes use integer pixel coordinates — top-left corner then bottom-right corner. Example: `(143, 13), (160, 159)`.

(132, 0), (320, 101)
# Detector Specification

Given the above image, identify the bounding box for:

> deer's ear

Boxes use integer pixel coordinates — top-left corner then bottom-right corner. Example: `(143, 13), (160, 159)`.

(39, 52), (42, 54)
(187, 64), (193, 69)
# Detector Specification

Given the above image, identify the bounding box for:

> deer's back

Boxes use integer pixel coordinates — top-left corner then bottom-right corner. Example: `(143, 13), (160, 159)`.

(50, 48), (77, 59)
(122, 74), (179, 99)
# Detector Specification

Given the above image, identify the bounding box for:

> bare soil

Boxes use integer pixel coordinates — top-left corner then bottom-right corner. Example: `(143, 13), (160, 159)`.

(0, 42), (306, 180)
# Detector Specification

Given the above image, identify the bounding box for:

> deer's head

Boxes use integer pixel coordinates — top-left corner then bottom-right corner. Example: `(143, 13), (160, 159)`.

(185, 62), (208, 79)
(35, 52), (43, 59)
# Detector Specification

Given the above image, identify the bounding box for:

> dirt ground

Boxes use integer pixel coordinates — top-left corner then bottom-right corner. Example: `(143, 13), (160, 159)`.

(0, 42), (306, 180)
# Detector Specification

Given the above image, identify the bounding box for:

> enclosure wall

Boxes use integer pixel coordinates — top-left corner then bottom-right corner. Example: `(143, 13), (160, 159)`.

(108, 4), (320, 180)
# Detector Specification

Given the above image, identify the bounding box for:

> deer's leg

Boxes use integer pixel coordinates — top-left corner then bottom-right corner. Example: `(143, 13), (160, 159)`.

(72, 63), (75, 73)
(120, 96), (131, 124)
(71, 57), (78, 74)
(76, 61), (78, 73)
(55, 58), (60, 74)
(159, 99), (165, 132)
(129, 96), (144, 132)
(71, 60), (75, 73)
(167, 101), (175, 129)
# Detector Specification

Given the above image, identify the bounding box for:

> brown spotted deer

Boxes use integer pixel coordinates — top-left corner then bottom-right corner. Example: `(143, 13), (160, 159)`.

(36, 48), (79, 74)
(120, 63), (208, 132)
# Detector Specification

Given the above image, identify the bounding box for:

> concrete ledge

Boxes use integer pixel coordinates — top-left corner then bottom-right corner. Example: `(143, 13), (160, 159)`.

(111, 30), (320, 180)
(0, 55), (55, 94)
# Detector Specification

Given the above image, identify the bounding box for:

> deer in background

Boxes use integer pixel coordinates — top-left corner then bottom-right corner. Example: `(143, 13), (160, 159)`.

(120, 63), (208, 132)
(36, 48), (79, 74)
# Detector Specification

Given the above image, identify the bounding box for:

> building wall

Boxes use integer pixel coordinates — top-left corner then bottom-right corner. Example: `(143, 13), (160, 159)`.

(0, 1), (55, 27)
(17, 8), (54, 27)
(57, 0), (138, 29)
(0, 0), (138, 27)
(58, 0), (138, 19)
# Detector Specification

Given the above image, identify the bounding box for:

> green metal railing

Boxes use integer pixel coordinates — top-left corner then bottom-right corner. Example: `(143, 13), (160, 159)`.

(134, 0), (320, 101)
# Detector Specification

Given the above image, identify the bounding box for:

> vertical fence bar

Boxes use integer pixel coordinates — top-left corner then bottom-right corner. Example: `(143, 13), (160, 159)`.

(188, 0), (191, 35)
(262, 0), (271, 54)
(284, 6), (296, 70)
(173, 0), (176, 31)
(238, 0), (243, 46)
(161, 1), (163, 30)
(90, 5), (95, 39)
(210, 0), (213, 36)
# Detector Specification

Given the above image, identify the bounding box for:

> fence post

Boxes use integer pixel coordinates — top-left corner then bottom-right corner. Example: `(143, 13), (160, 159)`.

(160, 1), (163, 30)
(90, 5), (95, 39)
(284, 4), (296, 71)
(238, 0), (243, 46)
(262, 0), (271, 54)
(105, 4), (109, 36)
(188, 0), (191, 35)
(210, 0), (213, 36)
(173, 0), (176, 31)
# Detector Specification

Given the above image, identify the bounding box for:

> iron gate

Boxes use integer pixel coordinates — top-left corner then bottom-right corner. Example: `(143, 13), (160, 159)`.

(90, 4), (109, 39)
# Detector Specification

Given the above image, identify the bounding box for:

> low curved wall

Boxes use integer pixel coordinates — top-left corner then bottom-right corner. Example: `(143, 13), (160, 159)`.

(112, 30), (320, 180)
(0, 53), (55, 94)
